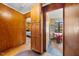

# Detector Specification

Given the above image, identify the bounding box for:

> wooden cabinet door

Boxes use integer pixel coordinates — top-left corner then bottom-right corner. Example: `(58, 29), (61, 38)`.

(31, 23), (36, 50)
(31, 4), (43, 53)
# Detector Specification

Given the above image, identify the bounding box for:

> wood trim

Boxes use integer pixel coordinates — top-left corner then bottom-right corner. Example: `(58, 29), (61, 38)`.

(43, 3), (64, 12)
(42, 3), (64, 53)
(63, 3), (65, 56)
(24, 12), (31, 18)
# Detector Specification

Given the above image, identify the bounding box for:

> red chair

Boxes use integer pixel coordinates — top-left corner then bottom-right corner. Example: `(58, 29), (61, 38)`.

(54, 33), (63, 43)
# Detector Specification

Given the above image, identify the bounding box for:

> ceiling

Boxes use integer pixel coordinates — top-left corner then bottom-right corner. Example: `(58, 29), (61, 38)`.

(3, 3), (50, 14)
(3, 3), (33, 14)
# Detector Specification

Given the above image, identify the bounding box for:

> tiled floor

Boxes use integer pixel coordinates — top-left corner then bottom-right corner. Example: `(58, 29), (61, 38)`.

(26, 37), (31, 50)
(51, 40), (63, 53)
(47, 39), (63, 56)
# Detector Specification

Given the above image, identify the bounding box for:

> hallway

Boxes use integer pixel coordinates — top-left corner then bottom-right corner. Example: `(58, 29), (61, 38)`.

(0, 3), (79, 56)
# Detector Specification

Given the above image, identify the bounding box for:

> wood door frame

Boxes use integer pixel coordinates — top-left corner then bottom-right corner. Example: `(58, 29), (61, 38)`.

(24, 12), (31, 48)
(42, 3), (65, 55)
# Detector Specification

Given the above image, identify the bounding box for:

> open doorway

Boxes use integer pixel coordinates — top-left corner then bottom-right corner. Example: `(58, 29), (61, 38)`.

(25, 18), (31, 50)
(46, 8), (63, 56)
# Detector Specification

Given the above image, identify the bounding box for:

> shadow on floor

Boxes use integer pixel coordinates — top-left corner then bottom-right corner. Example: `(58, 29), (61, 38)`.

(16, 50), (41, 56)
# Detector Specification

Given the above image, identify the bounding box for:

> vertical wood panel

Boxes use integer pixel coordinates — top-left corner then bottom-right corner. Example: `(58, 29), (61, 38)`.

(64, 3), (79, 56)
(31, 3), (43, 53)
(0, 4), (26, 52)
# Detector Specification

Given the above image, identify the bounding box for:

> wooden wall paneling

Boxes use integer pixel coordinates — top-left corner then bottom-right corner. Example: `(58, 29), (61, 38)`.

(31, 23), (36, 50)
(35, 23), (41, 35)
(64, 3), (79, 56)
(0, 4), (26, 52)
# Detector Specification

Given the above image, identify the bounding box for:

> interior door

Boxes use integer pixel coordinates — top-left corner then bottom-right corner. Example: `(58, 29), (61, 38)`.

(64, 3), (79, 56)
(31, 3), (43, 53)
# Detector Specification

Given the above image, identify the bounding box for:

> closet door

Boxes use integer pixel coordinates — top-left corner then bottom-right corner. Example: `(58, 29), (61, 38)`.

(64, 3), (79, 56)
(31, 4), (43, 53)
